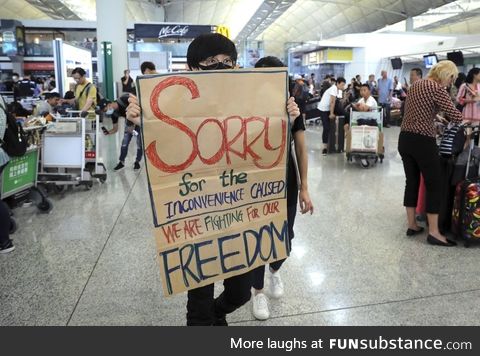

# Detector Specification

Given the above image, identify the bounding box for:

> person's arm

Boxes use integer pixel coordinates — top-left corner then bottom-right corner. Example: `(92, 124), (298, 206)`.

(434, 86), (464, 124)
(329, 94), (336, 119)
(293, 130), (313, 214)
(108, 123), (119, 135)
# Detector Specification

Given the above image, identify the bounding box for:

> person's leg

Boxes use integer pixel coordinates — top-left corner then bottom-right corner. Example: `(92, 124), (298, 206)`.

(398, 133), (422, 231)
(118, 129), (133, 163)
(186, 284), (215, 326)
(135, 128), (143, 163)
(320, 111), (330, 152)
(252, 266), (266, 291)
(0, 164), (13, 252)
(384, 103), (391, 127)
(415, 138), (448, 242)
(215, 270), (254, 325)
(251, 265), (269, 320)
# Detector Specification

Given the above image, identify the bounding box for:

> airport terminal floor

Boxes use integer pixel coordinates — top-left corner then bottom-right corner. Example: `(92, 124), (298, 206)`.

(2, 122), (479, 326)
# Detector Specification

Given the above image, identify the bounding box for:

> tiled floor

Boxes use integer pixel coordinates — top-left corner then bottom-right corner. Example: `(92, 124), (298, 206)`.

(2, 124), (480, 326)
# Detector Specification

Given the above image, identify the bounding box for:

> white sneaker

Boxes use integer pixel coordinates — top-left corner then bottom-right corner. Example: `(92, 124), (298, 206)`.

(252, 292), (270, 320)
(270, 270), (284, 298)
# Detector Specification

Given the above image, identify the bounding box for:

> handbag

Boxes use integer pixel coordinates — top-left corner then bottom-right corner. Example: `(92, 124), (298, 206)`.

(439, 123), (466, 158)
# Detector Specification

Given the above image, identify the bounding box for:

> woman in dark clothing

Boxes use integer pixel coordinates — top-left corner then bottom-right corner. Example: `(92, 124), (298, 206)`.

(398, 60), (463, 247)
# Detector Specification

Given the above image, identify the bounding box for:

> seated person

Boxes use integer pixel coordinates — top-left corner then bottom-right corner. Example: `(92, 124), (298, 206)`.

(35, 92), (61, 116)
(345, 84), (378, 131)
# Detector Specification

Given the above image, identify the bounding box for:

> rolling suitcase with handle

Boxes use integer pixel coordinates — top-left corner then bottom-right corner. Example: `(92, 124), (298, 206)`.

(452, 133), (480, 247)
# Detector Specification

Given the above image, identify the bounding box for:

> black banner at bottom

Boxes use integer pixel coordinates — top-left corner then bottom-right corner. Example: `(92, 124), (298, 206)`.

(2, 327), (477, 355)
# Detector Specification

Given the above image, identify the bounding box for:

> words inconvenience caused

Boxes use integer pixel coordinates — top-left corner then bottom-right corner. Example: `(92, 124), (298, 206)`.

(138, 69), (290, 295)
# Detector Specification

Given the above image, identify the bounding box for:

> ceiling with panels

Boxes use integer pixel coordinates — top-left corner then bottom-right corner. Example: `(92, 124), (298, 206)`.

(1, 0), (478, 55)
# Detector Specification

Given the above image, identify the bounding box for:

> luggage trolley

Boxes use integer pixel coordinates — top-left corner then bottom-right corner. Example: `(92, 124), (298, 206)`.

(37, 112), (107, 191)
(1, 126), (54, 233)
(345, 108), (385, 168)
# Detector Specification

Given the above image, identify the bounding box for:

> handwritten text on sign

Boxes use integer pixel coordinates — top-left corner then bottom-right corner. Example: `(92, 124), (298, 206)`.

(138, 69), (290, 295)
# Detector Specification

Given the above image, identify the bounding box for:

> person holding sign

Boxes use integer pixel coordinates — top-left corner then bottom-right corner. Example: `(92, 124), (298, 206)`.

(127, 33), (301, 326)
(250, 56), (314, 321)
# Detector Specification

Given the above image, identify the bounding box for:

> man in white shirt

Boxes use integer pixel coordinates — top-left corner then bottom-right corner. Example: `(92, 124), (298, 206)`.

(318, 77), (346, 156)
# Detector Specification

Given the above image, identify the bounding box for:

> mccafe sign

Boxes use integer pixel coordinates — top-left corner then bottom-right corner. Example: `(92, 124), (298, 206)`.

(134, 24), (214, 40)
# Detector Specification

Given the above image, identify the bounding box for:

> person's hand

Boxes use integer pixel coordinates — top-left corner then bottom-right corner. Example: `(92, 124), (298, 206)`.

(287, 96), (300, 123)
(126, 94), (141, 126)
(80, 111), (88, 118)
(329, 113), (336, 120)
(299, 189), (314, 215)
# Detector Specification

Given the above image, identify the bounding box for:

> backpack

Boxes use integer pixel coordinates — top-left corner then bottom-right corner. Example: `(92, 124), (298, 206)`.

(0, 104), (28, 157)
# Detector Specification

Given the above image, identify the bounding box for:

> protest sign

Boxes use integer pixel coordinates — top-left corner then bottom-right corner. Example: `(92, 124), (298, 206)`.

(137, 69), (290, 295)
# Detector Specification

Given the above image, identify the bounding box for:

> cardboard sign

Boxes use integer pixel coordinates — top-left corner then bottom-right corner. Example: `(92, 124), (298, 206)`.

(137, 69), (290, 296)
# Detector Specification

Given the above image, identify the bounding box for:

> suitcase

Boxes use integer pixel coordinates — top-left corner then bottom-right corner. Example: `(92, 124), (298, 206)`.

(328, 116), (345, 153)
(451, 137), (480, 247)
(416, 174), (426, 216)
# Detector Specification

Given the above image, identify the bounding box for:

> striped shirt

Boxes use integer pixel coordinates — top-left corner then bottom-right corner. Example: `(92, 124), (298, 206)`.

(401, 79), (463, 138)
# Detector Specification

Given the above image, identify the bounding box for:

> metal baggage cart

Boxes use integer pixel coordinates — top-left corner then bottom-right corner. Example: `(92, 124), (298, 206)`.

(345, 108), (384, 168)
(1, 125), (54, 233)
(37, 112), (107, 191)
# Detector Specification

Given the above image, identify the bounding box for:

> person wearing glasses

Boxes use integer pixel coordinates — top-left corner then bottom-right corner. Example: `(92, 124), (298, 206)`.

(126, 33), (300, 326)
(62, 67), (97, 117)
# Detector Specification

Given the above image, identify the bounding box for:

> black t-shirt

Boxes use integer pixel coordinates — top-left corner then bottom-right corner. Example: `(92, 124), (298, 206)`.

(110, 94), (130, 124)
(121, 76), (135, 94)
(287, 115), (306, 207)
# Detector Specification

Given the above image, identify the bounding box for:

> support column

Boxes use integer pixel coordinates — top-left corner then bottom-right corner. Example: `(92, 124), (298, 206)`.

(96, 0), (128, 98)
(406, 17), (414, 31)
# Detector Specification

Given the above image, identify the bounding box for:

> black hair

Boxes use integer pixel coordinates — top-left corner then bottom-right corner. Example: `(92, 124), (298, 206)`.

(255, 56), (285, 68)
(45, 92), (61, 99)
(72, 67), (86, 77)
(411, 67), (423, 79)
(466, 67), (480, 84)
(360, 83), (370, 90)
(455, 72), (467, 89)
(187, 33), (237, 70)
(336, 77), (346, 84)
(140, 61), (156, 74)
(64, 90), (75, 99)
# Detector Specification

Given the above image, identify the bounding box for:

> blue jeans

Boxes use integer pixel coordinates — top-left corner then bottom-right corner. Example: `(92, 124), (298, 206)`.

(119, 126), (142, 163)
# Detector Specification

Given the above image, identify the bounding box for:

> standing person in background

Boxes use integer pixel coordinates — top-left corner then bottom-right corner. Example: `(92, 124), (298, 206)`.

(378, 70), (393, 128)
(250, 56), (314, 321)
(317, 77), (346, 156)
(398, 60), (463, 247)
(457, 68), (480, 126)
(16, 74), (36, 98)
(320, 75), (332, 97)
(121, 69), (135, 94)
(292, 74), (309, 123)
(367, 74), (377, 96)
(98, 94), (142, 171)
(62, 67), (97, 117)
(0, 96), (14, 253)
(140, 61), (157, 75)
(451, 72), (466, 103)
